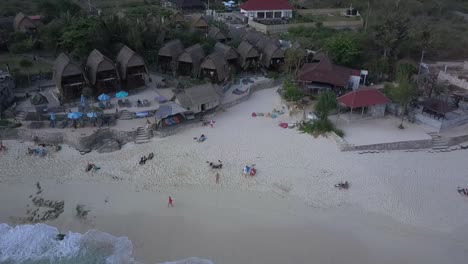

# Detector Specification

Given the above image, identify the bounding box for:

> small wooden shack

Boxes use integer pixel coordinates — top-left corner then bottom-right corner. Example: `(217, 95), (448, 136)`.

(208, 27), (227, 43)
(86, 49), (119, 94)
(53, 53), (86, 101)
(190, 14), (209, 32)
(116, 45), (148, 90)
(237, 40), (260, 70)
(158, 39), (184, 73)
(200, 52), (229, 83)
(175, 83), (222, 114)
(13, 12), (35, 33)
(261, 41), (285, 69)
(178, 44), (206, 77)
(214, 42), (238, 65)
(172, 11), (185, 24)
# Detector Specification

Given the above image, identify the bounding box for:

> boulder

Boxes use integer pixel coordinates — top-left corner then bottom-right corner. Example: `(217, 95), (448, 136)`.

(95, 139), (121, 153)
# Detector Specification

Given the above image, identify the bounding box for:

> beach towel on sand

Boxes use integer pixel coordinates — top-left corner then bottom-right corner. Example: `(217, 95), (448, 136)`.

(251, 112), (257, 117)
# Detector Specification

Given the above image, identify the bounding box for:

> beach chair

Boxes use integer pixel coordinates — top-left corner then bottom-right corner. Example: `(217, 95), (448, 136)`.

(118, 100), (124, 107)
(124, 99), (131, 108)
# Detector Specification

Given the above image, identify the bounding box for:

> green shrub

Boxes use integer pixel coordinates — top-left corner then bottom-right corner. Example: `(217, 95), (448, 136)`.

(300, 119), (344, 137)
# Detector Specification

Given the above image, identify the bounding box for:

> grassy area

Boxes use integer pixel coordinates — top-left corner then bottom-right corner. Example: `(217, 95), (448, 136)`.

(295, 13), (361, 23)
(0, 53), (53, 74)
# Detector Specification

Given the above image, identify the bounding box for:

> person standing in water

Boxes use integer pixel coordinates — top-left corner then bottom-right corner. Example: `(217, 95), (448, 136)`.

(168, 196), (174, 207)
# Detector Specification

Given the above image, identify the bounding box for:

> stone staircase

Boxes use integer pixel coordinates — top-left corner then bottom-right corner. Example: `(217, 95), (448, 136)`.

(135, 127), (150, 144)
(119, 110), (133, 120)
(428, 132), (449, 150)
(15, 111), (26, 121)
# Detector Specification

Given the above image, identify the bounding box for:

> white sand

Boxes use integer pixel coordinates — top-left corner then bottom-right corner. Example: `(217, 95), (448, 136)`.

(1, 88), (468, 263)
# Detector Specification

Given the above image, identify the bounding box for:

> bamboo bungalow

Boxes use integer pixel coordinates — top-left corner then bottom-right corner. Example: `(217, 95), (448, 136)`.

(208, 27), (227, 43)
(175, 83), (222, 114)
(200, 52), (229, 83)
(178, 44), (206, 77)
(243, 31), (265, 47)
(190, 14), (209, 32)
(228, 27), (247, 42)
(116, 45), (148, 90)
(214, 42), (238, 65)
(158, 39), (184, 73)
(86, 49), (119, 94)
(13, 12), (36, 33)
(237, 40), (260, 70)
(172, 11), (185, 24)
(53, 53), (86, 101)
(261, 41), (284, 69)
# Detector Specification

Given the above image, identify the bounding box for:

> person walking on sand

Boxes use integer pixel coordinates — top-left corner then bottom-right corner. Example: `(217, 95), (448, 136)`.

(168, 196), (174, 207)
(216, 173), (220, 184)
(210, 120), (214, 128)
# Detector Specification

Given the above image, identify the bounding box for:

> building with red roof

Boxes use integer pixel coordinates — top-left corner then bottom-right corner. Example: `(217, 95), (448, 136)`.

(338, 88), (391, 118)
(240, 0), (293, 20)
(296, 55), (362, 94)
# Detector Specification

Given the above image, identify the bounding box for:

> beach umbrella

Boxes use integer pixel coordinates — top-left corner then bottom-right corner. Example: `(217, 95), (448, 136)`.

(87, 112), (98, 118)
(67, 112), (83, 120)
(98, 93), (111, 101)
(115, 91), (129, 98)
(49, 112), (56, 121)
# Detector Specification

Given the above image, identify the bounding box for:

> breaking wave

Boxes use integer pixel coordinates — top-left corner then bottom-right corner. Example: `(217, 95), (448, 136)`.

(0, 223), (213, 264)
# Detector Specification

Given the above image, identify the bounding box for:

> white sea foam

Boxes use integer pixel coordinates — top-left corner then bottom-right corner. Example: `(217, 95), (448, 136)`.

(159, 257), (214, 264)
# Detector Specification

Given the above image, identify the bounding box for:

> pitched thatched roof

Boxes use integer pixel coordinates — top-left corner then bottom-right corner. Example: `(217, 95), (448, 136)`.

(86, 49), (117, 85)
(190, 14), (208, 30)
(116, 45), (147, 80)
(201, 52), (229, 83)
(158, 39), (184, 58)
(208, 27), (226, 41)
(288, 42), (307, 58)
(243, 31), (265, 47)
(214, 42), (238, 61)
(178, 44), (206, 76)
(176, 83), (222, 108)
(53, 53), (85, 89)
(13, 12), (34, 32)
(237, 40), (259, 67)
(261, 41), (285, 67)
(228, 27), (247, 42)
(171, 11), (185, 23)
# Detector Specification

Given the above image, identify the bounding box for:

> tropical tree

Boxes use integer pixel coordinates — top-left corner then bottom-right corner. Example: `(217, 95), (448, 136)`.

(284, 48), (305, 75)
(373, 15), (409, 59)
(19, 59), (33, 84)
(325, 33), (362, 66)
(386, 67), (418, 128)
(315, 91), (338, 120)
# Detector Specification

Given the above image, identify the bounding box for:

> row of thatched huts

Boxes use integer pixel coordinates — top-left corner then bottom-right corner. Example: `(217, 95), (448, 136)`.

(53, 46), (147, 101)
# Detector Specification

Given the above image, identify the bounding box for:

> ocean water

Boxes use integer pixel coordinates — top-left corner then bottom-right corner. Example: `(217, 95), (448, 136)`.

(0, 223), (213, 264)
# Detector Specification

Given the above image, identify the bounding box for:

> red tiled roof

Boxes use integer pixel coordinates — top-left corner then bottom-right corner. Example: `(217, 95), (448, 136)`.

(297, 56), (358, 87)
(338, 88), (391, 108)
(240, 0), (293, 11)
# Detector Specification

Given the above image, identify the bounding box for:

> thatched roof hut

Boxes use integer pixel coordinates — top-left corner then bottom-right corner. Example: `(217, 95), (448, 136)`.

(86, 49), (118, 85)
(172, 11), (185, 24)
(116, 45), (147, 80)
(261, 41), (285, 67)
(200, 52), (229, 83)
(159, 39), (184, 59)
(243, 31), (265, 47)
(228, 27), (247, 42)
(190, 14), (208, 31)
(175, 83), (222, 113)
(13, 12), (34, 32)
(237, 40), (259, 69)
(214, 42), (238, 62)
(208, 27), (227, 42)
(178, 44), (206, 76)
(53, 53), (86, 100)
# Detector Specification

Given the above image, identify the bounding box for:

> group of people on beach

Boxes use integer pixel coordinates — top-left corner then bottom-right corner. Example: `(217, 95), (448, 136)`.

(457, 187), (468, 197)
(139, 152), (154, 165)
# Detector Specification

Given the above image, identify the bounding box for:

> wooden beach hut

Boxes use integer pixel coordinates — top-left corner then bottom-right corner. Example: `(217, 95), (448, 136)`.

(178, 44), (206, 77)
(175, 83), (222, 113)
(261, 41), (285, 69)
(13, 12), (35, 33)
(200, 52), (229, 83)
(208, 27), (227, 43)
(237, 40), (260, 70)
(190, 14), (209, 32)
(53, 53), (86, 101)
(86, 49), (119, 94)
(116, 45), (148, 90)
(214, 42), (238, 65)
(158, 39), (184, 73)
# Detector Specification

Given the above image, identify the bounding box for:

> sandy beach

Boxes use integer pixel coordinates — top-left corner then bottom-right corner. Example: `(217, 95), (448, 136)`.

(1, 88), (468, 263)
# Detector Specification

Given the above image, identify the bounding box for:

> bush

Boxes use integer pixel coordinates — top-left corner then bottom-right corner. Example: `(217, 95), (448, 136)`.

(81, 87), (93, 98)
(300, 119), (344, 137)
(283, 79), (303, 101)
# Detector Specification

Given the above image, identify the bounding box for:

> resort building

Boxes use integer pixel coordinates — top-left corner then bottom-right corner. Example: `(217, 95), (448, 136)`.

(86, 49), (120, 94)
(240, 0), (293, 20)
(53, 53), (86, 101)
(178, 44), (206, 77)
(214, 42), (239, 65)
(175, 83), (222, 114)
(200, 52), (229, 83)
(158, 39), (185, 73)
(13, 12), (37, 33)
(116, 46), (148, 90)
(208, 27), (227, 43)
(338, 88), (391, 119)
(189, 15), (209, 32)
(237, 40), (260, 70)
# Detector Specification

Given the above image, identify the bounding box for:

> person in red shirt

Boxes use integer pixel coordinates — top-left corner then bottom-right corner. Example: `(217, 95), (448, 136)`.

(168, 196), (174, 207)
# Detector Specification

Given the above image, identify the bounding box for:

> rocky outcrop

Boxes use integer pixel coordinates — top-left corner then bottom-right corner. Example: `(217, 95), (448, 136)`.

(95, 138), (121, 153)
